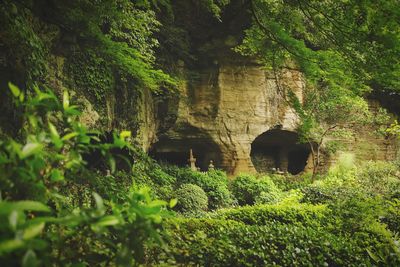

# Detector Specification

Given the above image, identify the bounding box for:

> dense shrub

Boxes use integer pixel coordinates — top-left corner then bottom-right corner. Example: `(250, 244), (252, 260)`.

(383, 198), (400, 233)
(131, 159), (176, 200)
(162, 165), (234, 209)
(0, 84), (167, 266)
(301, 164), (359, 205)
(174, 184), (208, 213)
(214, 201), (328, 227)
(357, 161), (400, 198)
(230, 174), (281, 205)
(149, 217), (399, 266)
(270, 173), (314, 191)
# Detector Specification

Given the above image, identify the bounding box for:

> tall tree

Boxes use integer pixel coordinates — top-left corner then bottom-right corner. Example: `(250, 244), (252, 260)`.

(236, 0), (399, 176)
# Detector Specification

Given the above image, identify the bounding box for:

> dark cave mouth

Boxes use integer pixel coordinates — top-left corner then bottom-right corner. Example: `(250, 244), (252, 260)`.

(250, 129), (311, 175)
(149, 139), (223, 171)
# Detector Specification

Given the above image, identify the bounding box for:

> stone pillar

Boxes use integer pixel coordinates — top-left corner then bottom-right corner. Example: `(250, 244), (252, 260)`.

(189, 149), (197, 171)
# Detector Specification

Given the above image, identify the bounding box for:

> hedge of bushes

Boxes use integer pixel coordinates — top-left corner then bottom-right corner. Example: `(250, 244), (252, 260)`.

(127, 156), (400, 266)
(149, 216), (399, 266)
(230, 174), (282, 205)
(213, 201), (328, 226)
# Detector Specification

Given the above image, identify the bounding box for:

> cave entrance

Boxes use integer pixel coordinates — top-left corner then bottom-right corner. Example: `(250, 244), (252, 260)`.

(250, 129), (311, 175)
(149, 138), (223, 171)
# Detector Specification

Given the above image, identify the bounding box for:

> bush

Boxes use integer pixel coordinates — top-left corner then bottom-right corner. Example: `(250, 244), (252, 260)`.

(163, 165), (234, 209)
(357, 161), (400, 198)
(270, 173), (313, 191)
(175, 184), (208, 213)
(301, 169), (359, 205)
(213, 202), (328, 226)
(0, 84), (167, 266)
(230, 174), (281, 206)
(131, 159), (176, 200)
(383, 198), (400, 233)
(148, 217), (399, 266)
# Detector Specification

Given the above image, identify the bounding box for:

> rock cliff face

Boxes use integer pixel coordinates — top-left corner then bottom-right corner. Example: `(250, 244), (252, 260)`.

(150, 56), (315, 175)
(0, 0), (397, 176)
(150, 60), (399, 175)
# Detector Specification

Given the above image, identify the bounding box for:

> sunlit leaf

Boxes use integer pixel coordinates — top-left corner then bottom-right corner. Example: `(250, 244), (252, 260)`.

(20, 143), (43, 159)
(63, 91), (69, 109)
(22, 222), (45, 240)
(48, 122), (59, 138)
(0, 201), (51, 215)
(0, 239), (24, 254)
(169, 198), (178, 208)
(120, 130), (131, 139)
(8, 82), (20, 97)
(61, 132), (78, 141)
(50, 169), (64, 182)
(8, 210), (19, 231)
(93, 192), (104, 211)
(94, 216), (120, 227)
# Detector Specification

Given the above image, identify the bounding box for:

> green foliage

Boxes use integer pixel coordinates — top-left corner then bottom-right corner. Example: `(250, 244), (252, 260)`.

(214, 201), (327, 227)
(239, 0), (400, 94)
(0, 1), (50, 85)
(131, 156), (176, 200)
(151, 215), (398, 266)
(163, 165), (234, 210)
(270, 173), (313, 191)
(230, 174), (281, 206)
(174, 184), (208, 213)
(383, 198), (400, 233)
(387, 120), (400, 138)
(65, 50), (115, 105)
(235, 0), (400, 176)
(356, 161), (400, 198)
(0, 83), (167, 266)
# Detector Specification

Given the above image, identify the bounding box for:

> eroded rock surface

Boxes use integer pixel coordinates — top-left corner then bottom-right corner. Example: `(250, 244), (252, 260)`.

(151, 59), (307, 175)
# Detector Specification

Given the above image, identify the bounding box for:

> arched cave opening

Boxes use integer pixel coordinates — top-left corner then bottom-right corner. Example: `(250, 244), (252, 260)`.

(149, 138), (223, 171)
(250, 129), (311, 175)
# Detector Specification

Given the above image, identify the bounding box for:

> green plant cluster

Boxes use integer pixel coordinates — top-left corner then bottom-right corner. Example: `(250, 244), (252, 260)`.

(65, 50), (114, 105)
(230, 174), (282, 205)
(137, 156), (400, 266)
(0, 1), (50, 85)
(151, 210), (398, 266)
(162, 166), (235, 210)
(174, 184), (208, 213)
(0, 84), (169, 266)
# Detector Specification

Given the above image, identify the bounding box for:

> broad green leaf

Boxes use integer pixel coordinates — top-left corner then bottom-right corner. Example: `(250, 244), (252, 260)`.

(169, 198), (178, 208)
(94, 216), (120, 227)
(8, 82), (20, 97)
(22, 222), (45, 240)
(20, 143), (43, 159)
(50, 169), (64, 182)
(48, 122), (59, 138)
(64, 106), (81, 116)
(0, 201), (51, 215)
(120, 130), (131, 139)
(0, 239), (24, 254)
(109, 157), (116, 173)
(63, 90), (69, 109)
(22, 249), (38, 267)
(61, 132), (78, 141)
(8, 210), (19, 231)
(93, 192), (104, 211)
(19, 92), (25, 102)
